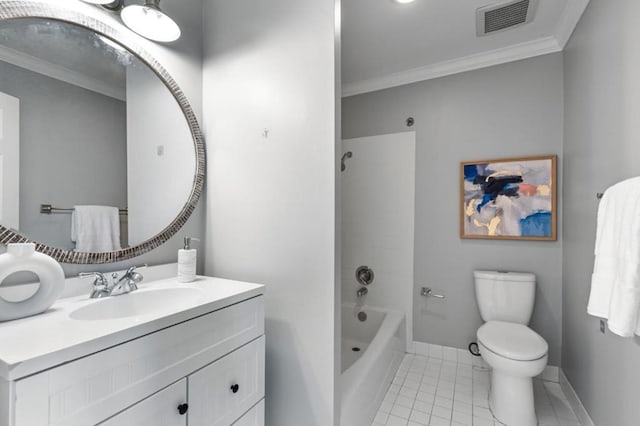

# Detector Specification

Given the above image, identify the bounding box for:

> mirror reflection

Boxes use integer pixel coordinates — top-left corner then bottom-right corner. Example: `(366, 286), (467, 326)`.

(0, 19), (195, 253)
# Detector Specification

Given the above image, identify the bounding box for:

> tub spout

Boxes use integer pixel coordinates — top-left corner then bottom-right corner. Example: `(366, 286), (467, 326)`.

(356, 287), (368, 298)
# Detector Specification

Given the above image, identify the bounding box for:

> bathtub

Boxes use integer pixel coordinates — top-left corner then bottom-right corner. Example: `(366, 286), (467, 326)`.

(341, 304), (406, 426)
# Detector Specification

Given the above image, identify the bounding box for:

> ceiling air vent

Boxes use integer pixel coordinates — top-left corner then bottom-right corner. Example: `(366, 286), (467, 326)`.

(476, 0), (538, 36)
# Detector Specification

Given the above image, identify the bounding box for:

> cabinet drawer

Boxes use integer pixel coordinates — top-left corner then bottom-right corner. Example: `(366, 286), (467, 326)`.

(14, 296), (264, 426)
(99, 380), (187, 426)
(233, 400), (265, 426)
(188, 336), (265, 426)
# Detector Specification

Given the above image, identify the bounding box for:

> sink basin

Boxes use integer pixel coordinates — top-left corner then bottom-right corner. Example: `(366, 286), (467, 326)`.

(69, 288), (203, 321)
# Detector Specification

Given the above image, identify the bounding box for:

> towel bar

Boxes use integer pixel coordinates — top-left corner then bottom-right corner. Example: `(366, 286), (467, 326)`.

(40, 204), (128, 215)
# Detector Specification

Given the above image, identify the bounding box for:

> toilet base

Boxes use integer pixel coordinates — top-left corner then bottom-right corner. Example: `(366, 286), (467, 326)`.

(489, 369), (537, 426)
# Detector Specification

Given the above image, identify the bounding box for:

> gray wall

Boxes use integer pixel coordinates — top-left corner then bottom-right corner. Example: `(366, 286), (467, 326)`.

(0, 60), (127, 250)
(0, 0), (205, 277)
(343, 53), (564, 365)
(563, 0), (640, 424)
(202, 1), (339, 424)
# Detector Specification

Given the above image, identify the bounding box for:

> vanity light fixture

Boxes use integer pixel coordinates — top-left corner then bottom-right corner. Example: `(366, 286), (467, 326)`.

(121, 0), (181, 43)
(80, 0), (124, 11)
(80, 0), (116, 4)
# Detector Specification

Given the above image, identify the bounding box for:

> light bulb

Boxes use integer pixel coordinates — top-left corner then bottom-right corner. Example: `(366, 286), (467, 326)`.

(121, 1), (181, 43)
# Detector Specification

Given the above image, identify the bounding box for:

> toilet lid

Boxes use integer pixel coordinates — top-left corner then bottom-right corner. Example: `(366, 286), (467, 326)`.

(477, 321), (548, 361)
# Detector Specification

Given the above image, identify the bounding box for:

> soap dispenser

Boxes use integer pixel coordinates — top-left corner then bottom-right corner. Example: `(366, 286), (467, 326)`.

(178, 237), (200, 283)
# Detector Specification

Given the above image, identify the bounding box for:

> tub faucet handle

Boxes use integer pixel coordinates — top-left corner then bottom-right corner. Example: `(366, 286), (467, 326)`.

(421, 287), (445, 299)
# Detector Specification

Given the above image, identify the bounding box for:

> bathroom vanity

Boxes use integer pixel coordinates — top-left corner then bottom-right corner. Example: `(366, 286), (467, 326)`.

(0, 276), (265, 426)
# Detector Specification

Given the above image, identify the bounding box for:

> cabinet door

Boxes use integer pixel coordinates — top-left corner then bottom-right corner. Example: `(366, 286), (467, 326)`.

(233, 400), (265, 426)
(99, 380), (187, 426)
(188, 336), (265, 426)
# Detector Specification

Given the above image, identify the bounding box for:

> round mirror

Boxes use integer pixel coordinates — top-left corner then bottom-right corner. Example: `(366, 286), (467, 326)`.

(0, 3), (204, 264)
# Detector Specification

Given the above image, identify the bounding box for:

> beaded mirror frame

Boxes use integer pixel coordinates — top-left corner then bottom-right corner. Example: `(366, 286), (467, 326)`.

(0, 1), (205, 264)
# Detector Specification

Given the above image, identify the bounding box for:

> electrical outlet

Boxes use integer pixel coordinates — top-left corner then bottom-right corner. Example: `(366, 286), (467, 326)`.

(600, 319), (606, 334)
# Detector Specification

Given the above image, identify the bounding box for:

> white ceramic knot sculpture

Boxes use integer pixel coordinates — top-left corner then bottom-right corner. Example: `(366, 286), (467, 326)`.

(0, 243), (65, 321)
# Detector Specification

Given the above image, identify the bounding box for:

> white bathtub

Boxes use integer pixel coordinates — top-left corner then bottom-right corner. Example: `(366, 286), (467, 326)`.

(341, 304), (406, 426)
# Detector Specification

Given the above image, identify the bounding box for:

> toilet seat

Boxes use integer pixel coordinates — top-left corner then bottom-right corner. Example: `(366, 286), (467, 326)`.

(477, 321), (548, 361)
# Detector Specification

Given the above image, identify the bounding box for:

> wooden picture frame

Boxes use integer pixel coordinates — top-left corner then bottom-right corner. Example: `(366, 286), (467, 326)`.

(460, 155), (557, 240)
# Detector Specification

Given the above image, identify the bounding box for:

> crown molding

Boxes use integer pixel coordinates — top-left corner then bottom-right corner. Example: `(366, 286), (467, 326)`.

(342, 0), (591, 98)
(342, 36), (561, 97)
(0, 45), (125, 101)
(554, 0), (590, 48)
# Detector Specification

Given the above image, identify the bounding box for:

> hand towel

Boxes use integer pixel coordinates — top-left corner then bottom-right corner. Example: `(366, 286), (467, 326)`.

(587, 177), (640, 337)
(71, 205), (122, 253)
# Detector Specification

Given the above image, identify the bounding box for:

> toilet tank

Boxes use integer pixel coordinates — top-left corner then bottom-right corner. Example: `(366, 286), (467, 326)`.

(473, 270), (536, 324)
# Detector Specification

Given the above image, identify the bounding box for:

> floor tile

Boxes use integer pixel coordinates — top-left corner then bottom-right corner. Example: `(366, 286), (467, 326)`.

(434, 396), (453, 409)
(431, 405), (452, 421)
(451, 410), (472, 425)
(386, 414), (409, 426)
(372, 353), (581, 426)
(375, 411), (390, 424)
(428, 416), (450, 426)
(397, 395), (415, 408)
(409, 409), (430, 425)
(413, 400), (432, 414)
(391, 404), (412, 419)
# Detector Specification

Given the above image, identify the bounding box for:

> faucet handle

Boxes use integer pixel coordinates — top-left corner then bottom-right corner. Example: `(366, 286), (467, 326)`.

(79, 271), (107, 285)
(80, 272), (110, 298)
(126, 264), (148, 274)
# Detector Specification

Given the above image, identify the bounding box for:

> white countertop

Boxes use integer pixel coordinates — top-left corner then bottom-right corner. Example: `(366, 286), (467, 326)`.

(0, 276), (264, 381)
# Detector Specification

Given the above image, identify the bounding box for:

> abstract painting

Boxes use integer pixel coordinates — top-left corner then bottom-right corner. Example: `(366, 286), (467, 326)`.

(460, 155), (556, 240)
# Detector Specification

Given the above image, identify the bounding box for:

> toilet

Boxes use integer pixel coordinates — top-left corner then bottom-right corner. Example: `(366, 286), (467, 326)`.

(474, 270), (548, 426)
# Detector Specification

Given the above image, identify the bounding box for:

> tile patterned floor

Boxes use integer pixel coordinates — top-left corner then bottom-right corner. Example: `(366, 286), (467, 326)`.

(372, 354), (581, 426)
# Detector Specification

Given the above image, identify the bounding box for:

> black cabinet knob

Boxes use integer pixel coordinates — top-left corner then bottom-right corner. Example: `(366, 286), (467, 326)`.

(177, 403), (189, 415)
(230, 384), (240, 394)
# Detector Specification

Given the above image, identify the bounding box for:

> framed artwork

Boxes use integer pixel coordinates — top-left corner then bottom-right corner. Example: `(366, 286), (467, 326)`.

(460, 155), (557, 240)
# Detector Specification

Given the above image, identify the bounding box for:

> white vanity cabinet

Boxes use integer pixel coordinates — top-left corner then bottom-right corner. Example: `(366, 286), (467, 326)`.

(100, 379), (188, 426)
(101, 335), (265, 426)
(2, 291), (265, 426)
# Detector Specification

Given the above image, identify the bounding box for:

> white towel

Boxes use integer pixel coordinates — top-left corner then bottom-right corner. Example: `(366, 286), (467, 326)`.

(587, 177), (640, 337)
(71, 205), (122, 253)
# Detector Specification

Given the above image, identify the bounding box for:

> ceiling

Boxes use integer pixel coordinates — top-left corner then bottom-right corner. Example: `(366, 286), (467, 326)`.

(342, 0), (590, 97)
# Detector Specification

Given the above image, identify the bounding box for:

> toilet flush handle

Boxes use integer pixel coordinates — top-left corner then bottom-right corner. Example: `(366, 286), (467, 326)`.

(421, 287), (445, 299)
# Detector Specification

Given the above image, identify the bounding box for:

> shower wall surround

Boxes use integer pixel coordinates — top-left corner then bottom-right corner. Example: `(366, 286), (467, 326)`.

(341, 132), (415, 349)
(343, 53), (564, 365)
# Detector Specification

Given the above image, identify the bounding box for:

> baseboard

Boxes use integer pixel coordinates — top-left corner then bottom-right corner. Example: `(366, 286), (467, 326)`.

(539, 365), (560, 382)
(410, 341), (559, 381)
(560, 369), (595, 426)
(410, 341), (486, 368)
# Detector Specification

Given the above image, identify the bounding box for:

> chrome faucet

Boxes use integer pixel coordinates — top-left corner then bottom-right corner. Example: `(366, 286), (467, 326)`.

(80, 264), (147, 298)
(80, 271), (110, 299)
(356, 287), (368, 298)
(110, 265), (146, 296)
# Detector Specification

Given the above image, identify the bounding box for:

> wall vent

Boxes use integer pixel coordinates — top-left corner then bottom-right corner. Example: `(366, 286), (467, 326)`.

(476, 0), (538, 36)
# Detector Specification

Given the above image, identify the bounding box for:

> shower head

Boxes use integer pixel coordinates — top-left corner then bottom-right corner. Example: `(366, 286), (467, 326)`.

(341, 151), (353, 172)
